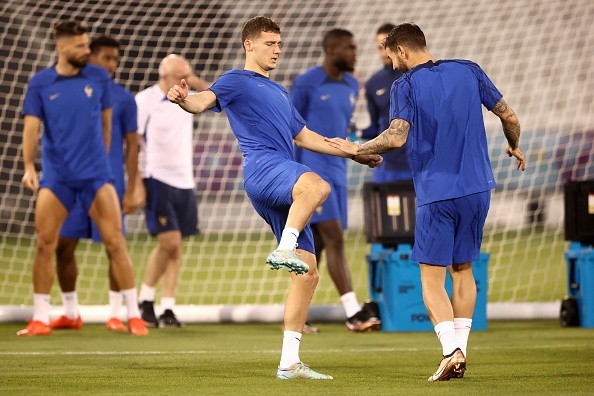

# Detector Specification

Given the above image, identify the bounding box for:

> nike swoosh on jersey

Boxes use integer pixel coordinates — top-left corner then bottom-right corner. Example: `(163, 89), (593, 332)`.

(320, 95), (330, 100)
(49, 93), (60, 100)
(375, 88), (386, 96)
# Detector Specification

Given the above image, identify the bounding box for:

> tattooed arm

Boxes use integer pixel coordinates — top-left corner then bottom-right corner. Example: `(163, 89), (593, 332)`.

(491, 99), (520, 149)
(358, 118), (411, 155)
(491, 98), (526, 171)
(324, 118), (410, 157)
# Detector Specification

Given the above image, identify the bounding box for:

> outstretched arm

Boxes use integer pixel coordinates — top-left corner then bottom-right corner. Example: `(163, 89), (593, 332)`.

(294, 126), (383, 168)
(325, 118), (410, 156)
(167, 78), (217, 114)
(491, 98), (526, 171)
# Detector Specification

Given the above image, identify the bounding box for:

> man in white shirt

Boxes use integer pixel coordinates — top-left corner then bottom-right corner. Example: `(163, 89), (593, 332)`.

(136, 54), (210, 327)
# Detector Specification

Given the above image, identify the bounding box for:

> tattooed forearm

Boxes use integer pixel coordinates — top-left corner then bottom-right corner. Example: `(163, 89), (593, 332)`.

(492, 99), (521, 150)
(358, 119), (410, 155)
(502, 117), (520, 149)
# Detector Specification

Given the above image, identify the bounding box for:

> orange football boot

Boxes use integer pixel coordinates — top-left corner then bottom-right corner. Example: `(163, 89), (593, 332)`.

(128, 317), (149, 336)
(17, 320), (52, 336)
(106, 317), (127, 332)
(49, 315), (83, 330)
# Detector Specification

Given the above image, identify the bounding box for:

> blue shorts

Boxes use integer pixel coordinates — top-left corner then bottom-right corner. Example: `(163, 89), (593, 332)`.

(411, 191), (490, 266)
(244, 154), (315, 254)
(310, 183), (347, 229)
(40, 178), (110, 215)
(59, 189), (125, 241)
(143, 178), (198, 237)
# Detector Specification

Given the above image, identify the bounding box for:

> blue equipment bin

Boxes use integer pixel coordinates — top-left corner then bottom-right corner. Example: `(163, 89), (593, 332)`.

(368, 243), (488, 332)
(564, 243), (594, 328)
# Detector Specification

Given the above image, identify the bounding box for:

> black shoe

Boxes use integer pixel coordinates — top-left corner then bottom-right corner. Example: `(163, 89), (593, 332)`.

(346, 308), (381, 332)
(158, 309), (183, 328)
(361, 300), (380, 321)
(139, 300), (159, 328)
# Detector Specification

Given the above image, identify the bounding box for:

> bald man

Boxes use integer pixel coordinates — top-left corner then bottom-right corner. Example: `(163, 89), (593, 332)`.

(136, 54), (210, 328)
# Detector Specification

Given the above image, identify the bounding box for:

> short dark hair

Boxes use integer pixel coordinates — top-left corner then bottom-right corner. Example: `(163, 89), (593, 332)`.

(376, 23), (396, 36)
(52, 19), (88, 40)
(90, 35), (120, 54)
(242, 16), (280, 47)
(322, 28), (354, 51)
(384, 23), (427, 51)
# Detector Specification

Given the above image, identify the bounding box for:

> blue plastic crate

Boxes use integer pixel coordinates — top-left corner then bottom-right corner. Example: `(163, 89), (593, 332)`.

(367, 243), (488, 332)
(565, 243), (594, 328)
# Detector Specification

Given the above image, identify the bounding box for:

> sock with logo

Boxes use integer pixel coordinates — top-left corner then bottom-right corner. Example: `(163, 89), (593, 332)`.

(279, 330), (302, 368)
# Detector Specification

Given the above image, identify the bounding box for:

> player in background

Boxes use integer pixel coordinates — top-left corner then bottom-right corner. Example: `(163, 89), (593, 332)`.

(326, 23), (525, 381)
(167, 16), (382, 379)
(291, 29), (380, 333)
(18, 20), (147, 336)
(136, 54), (210, 328)
(362, 23), (411, 183)
(48, 35), (144, 333)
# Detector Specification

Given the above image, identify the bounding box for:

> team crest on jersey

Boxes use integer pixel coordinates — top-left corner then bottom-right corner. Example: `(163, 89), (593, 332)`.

(158, 216), (168, 226)
(84, 85), (93, 98)
(349, 92), (356, 106)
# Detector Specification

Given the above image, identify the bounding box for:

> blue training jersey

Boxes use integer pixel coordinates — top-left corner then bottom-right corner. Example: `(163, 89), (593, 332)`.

(390, 59), (501, 205)
(363, 66), (412, 181)
(109, 81), (138, 197)
(21, 63), (112, 182)
(290, 66), (358, 187)
(209, 69), (305, 175)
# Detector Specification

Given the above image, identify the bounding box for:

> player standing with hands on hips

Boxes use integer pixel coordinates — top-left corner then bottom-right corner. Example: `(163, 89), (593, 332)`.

(326, 23), (525, 381)
(167, 16), (382, 379)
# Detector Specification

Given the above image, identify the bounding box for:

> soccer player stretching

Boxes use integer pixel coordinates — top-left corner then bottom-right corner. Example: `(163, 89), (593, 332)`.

(167, 16), (381, 379)
(327, 23), (525, 381)
(19, 20), (147, 336)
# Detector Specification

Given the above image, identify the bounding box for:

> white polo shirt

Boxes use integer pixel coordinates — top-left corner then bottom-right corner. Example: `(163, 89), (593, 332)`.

(136, 84), (195, 189)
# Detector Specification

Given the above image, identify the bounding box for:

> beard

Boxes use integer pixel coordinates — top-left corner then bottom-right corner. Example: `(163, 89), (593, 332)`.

(394, 57), (409, 73)
(68, 55), (88, 69)
(335, 58), (355, 73)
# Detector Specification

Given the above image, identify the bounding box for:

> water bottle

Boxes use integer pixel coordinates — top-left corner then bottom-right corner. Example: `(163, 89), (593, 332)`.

(348, 120), (358, 142)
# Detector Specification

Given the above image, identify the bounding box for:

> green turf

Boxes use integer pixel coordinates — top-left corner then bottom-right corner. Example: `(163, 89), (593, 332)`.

(0, 228), (567, 306)
(0, 320), (592, 395)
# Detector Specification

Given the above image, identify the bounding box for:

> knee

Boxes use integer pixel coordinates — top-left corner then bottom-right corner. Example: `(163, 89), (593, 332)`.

(302, 270), (320, 288)
(55, 240), (76, 266)
(158, 235), (182, 258)
(102, 233), (125, 255)
(323, 232), (344, 250)
(35, 232), (58, 256)
(314, 179), (331, 205)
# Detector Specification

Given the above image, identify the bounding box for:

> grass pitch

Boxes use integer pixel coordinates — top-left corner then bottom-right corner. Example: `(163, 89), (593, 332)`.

(0, 320), (592, 395)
